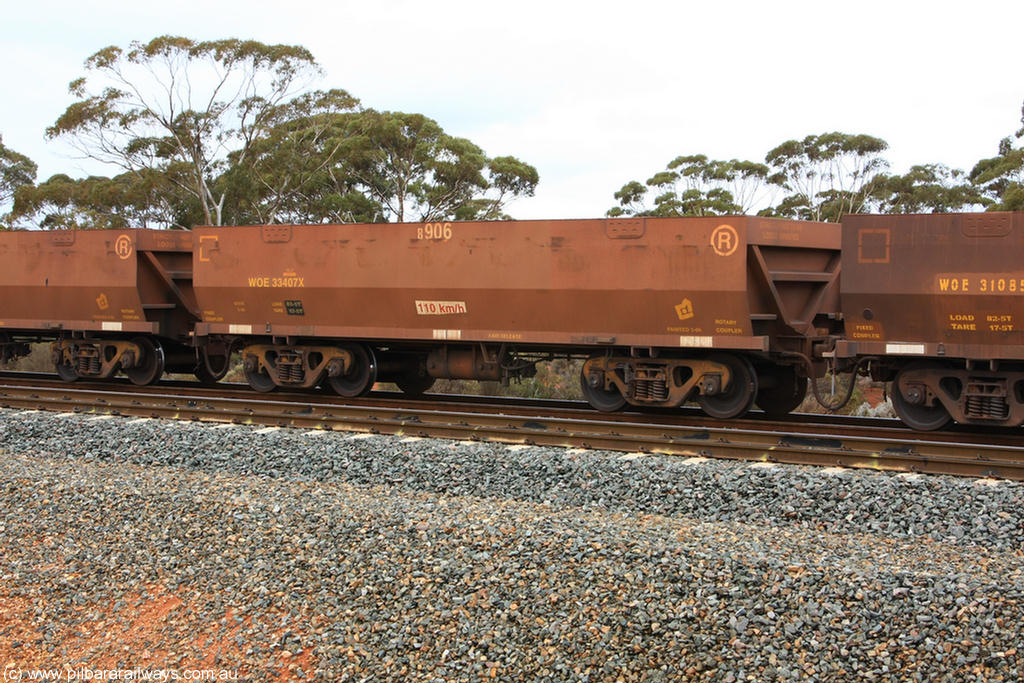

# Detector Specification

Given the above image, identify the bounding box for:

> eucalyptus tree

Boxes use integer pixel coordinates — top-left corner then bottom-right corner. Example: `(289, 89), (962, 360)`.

(970, 100), (1024, 211)
(13, 169), (198, 230)
(873, 164), (987, 214)
(607, 154), (771, 217)
(765, 132), (889, 221)
(338, 110), (538, 223)
(46, 36), (322, 226)
(0, 136), (37, 226)
(220, 88), (372, 224)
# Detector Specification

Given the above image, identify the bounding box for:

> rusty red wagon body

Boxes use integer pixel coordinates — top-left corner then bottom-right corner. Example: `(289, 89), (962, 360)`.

(0, 229), (199, 383)
(192, 216), (842, 417)
(838, 211), (1024, 429)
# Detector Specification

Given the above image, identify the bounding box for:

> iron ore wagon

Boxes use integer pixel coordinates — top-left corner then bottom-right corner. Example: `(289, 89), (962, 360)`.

(192, 216), (843, 418)
(0, 229), (200, 383)
(838, 211), (1024, 430)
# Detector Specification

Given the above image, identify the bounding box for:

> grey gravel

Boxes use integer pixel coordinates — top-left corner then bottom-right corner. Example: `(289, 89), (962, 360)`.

(0, 408), (1022, 681)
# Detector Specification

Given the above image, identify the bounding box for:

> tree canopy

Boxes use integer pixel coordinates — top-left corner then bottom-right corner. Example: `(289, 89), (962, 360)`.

(14, 35), (538, 230)
(764, 133), (889, 222)
(0, 136), (37, 227)
(608, 155), (771, 218)
(606, 119), (1024, 221)
(45, 36), (323, 227)
(6, 36), (1024, 228)
(969, 101), (1024, 211)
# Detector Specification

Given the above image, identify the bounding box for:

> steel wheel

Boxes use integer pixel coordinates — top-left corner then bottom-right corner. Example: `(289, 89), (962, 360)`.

(891, 375), (952, 431)
(580, 358), (626, 412)
(756, 366), (808, 417)
(124, 337), (165, 386)
(244, 366), (277, 393)
(698, 354), (758, 419)
(55, 358), (79, 382)
(329, 344), (377, 397)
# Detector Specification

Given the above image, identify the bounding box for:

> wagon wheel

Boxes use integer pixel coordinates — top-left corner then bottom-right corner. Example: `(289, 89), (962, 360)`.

(55, 355), (79, 382)
(329, 344), (378, 397)
(891, 366), (952, 431)
(395, 371), (435, 396)
(580, 356), (626, 412)
(244, 367), (277, 392)
(756, 366), (808, 417)
(698, 353), (758, 419)
(124, 337), (165, 386)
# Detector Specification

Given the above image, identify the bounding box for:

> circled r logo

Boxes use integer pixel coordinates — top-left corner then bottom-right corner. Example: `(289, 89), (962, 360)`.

(710, 224), (739, 256)
(115, 235), (133, 259)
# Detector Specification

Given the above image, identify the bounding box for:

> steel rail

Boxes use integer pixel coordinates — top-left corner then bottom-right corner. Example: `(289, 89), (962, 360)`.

(0, 372), (1020, 447)
(0, 380), (1022, 480)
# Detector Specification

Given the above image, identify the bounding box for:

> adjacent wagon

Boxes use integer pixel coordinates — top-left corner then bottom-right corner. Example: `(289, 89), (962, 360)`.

(838, 211), (1024, 429)
(0, 229), (199, 383)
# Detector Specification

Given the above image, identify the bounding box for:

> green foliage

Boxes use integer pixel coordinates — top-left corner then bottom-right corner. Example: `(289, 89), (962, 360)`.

(221, 89), (373, 224)
(44, 35), (323, 227)
(606, 127), (1007, 221)
(340, 110), (537, 222)
(13, 169), (200, 230)
(226, 106), (538, 224)
(0, 136), (37, 227)
(607, 155), (770, 218)
(969, 100), (1024, 211)
(33, 37), (538, 228)
(765, 132), (889, 222)
(873, 164), (988, 214)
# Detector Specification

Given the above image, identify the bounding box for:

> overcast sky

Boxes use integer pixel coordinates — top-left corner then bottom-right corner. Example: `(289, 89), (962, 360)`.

(2, 0), (1022, 219)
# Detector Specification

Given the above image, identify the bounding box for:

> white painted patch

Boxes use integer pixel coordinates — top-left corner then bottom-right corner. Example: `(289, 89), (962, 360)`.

(304, 430), (327, 437)
(679, 335), (713, 347)
(55, 412), (79, 418)
(101, 321), (123, 331)
(229, 324), (253, 335)
(432, 329), (462, 340)
(125, 418), (152, 424)
(346, 433), (378, 440)
(885, 343), (926, 355)
(747, 462), (777, 469)
(506, 444), (531, 452)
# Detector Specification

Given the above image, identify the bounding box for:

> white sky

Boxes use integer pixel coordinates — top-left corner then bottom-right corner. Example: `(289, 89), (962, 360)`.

(2, 0), (1022, 219)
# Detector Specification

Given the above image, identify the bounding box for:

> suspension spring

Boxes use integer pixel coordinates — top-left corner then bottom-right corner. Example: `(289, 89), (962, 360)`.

(966, 395), (1009, 419)
(633, 379), (668, 402)
(277, 355), (305, 383)
(77, 355), (100, 376)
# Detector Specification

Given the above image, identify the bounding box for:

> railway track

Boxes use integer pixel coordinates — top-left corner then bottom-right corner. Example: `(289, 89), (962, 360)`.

(0, 373), (1022, 480)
